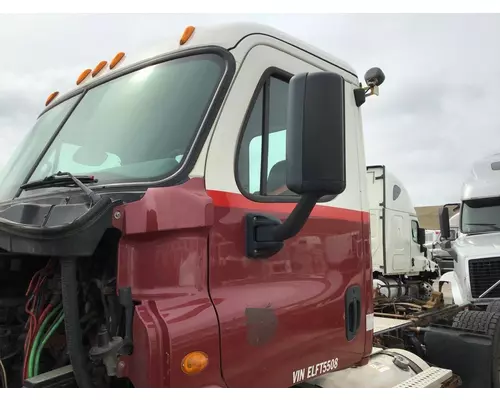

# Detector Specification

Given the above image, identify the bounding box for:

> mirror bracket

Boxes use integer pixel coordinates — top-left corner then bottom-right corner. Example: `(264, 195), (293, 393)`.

(245, 193), (321, 259)
(245, 213), (284, 259)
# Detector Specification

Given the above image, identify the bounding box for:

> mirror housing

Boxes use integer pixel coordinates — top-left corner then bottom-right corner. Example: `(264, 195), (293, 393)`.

(286, 71), (346, 197)
(364, 67), (386, 87)
(417, 227), (426, 246)
(439, 206), (451, 240)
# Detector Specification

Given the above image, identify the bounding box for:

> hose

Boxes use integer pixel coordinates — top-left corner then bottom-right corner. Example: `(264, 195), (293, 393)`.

(60, 257), (93, 388)
(0, 358), (7, 388)
(28, 303), (62, 378)
(34, 310), (65, 376)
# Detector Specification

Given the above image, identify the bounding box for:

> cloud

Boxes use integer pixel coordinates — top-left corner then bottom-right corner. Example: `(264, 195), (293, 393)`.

(1, 13), (499, 206)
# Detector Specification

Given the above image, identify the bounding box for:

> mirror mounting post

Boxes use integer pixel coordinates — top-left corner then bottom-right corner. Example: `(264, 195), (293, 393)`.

(267, 193), (320, 242)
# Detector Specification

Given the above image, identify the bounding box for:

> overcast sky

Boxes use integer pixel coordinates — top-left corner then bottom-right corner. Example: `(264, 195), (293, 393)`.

(0, 13), (499, 206)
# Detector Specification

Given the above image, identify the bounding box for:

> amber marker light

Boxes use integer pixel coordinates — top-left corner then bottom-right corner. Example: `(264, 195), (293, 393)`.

(180, 26), (195, 45)
(181, 351), (208, 375)
(45, 91), (59, 106)
(92, 60), (108, 77)
(76, 69), (92, 85)
(110, 52), (125, 70)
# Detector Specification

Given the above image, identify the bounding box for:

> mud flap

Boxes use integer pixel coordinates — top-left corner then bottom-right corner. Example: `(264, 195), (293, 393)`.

(424, 325), (493, 388)
(439, 271), (467, 306)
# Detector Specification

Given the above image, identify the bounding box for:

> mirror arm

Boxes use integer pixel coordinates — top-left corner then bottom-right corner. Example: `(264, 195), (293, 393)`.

(256, 193), (321, 242)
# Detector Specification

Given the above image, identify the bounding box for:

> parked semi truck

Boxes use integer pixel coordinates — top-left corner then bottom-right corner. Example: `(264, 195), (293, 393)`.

(0, 23), (498, 389)
(439, 154), (500, 310)
(367, 166), (438, 300)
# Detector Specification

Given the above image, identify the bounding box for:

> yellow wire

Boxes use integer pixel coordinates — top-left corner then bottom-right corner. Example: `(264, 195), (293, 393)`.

(0, 358), (7, 388)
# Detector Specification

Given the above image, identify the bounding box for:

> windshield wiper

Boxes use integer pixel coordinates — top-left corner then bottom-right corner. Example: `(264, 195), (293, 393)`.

(20, 171), (100, 203)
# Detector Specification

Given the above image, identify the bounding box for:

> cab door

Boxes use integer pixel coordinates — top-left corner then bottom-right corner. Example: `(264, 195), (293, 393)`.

(410, 219), (427, 272)
(204, 43), (368, 387)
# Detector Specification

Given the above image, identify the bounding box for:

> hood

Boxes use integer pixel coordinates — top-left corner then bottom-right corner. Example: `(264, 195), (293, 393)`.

(454, 232), (500, 259)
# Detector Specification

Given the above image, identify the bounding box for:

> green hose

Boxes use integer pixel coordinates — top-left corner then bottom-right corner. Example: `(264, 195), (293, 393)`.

(33, 311), (65, 377)
(28, 303), (62, 378)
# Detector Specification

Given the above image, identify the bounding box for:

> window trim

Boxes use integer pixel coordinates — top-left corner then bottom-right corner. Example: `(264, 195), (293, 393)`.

(234, 67), (334, 204)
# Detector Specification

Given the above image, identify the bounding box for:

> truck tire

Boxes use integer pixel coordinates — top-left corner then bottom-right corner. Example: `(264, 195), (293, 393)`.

(452, 310), (500, 387)
(486, 300), (500, 313)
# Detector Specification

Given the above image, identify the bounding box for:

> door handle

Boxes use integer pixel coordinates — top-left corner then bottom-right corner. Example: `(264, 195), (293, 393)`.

(345, 285), (361, 341)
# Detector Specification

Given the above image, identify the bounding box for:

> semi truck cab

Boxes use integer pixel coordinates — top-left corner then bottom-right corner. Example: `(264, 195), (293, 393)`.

(366, 165), (431, 277)
(0, 23), (382, 388)
(439, 154), (500, 307)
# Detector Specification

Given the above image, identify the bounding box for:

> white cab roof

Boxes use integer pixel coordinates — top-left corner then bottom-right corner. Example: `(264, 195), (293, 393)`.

(48, 22), (358, 105)
(462, 153), (500, 200)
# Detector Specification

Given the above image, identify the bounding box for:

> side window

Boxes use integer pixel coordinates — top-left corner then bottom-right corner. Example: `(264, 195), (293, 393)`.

(411, 220), (419, 243)
(393, 184), (401, 201)
(237, 74), (297, 199)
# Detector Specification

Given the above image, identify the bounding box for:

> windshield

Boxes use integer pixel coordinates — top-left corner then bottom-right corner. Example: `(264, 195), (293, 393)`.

(0, 52), (226, 202)
(461, 197), (500, 234)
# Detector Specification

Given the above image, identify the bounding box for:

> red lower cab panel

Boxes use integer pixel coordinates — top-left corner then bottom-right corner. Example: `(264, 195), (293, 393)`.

(112, 178), (372, 387)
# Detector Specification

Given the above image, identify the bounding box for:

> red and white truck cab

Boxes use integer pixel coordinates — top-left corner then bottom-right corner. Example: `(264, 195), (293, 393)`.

(0, 23), (464, 389)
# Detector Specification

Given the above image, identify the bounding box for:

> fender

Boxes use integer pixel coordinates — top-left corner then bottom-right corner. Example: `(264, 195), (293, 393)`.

(438, 271), (467, 306)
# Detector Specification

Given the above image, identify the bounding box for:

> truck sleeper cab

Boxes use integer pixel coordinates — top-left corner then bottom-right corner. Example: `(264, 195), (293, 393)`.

(0, 24), (376, 388)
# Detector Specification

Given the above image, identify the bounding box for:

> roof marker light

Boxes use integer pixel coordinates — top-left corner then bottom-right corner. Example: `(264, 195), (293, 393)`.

(110, 52), (125, 70)
(180, 26), (195, 45)
(76, 69), (92, 85)
(92, 60), (108, 77)
(45, 91), (59, 107)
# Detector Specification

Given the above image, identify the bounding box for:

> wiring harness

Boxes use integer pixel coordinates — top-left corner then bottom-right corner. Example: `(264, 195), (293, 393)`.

(22, 259), (65, 381)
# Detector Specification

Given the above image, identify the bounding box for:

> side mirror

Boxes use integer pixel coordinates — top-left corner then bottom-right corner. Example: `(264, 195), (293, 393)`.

(364, 67), (386, 87)
(439, 207), (451, 240)
(245, 71), (346, 259)
(417, 227), (426, 246)
(286, 71), (346, 197)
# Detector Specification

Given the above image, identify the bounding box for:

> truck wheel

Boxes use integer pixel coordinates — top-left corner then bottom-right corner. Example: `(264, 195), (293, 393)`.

(452, 310), (500, 387)
(487, 300), (500, 313)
